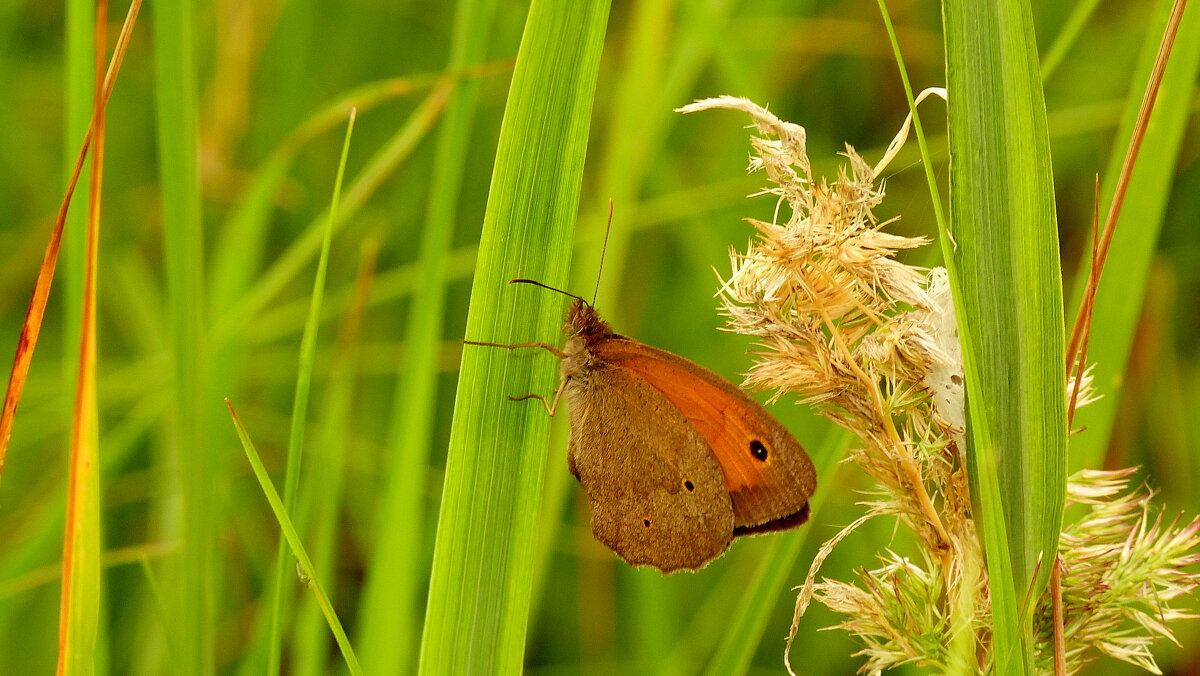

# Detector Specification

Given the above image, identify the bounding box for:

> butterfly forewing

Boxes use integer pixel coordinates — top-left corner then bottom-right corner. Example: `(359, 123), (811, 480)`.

(595, 339), (817, 530)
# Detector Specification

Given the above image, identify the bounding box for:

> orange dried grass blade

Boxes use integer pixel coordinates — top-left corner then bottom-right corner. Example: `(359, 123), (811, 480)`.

(1065, 0), (1188, 375)
(0, 0), (142, 482)
(57, 0), (126, 671)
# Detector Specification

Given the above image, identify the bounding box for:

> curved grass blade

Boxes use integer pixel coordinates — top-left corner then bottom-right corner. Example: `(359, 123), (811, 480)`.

(61, 0), (94, 465)
(152, 0), (211, 666)
(225, 401), (362, 676)
(355, 0), (501, 671)
(291, 241), (377, 676)
(212, 85), (451, 345)
(263, 109), (356, 676)
(208, 63), (511, 320)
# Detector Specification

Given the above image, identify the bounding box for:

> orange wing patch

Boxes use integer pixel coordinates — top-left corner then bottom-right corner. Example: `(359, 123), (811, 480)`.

(595, 340), (774, 494)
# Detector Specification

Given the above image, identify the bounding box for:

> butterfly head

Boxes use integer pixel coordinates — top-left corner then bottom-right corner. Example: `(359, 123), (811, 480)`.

(566, 298), (613, 343)
(506, 278), (614, 345)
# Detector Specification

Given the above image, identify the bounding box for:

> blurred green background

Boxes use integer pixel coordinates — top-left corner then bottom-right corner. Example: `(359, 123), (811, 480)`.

(1, 0), (1197, 673)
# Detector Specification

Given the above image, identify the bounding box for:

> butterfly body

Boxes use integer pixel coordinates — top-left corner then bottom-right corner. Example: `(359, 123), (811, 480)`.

(558, 299), (816, 572)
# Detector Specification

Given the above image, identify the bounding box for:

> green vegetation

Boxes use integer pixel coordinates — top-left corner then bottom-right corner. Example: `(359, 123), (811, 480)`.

(1, 0), (1197, 673)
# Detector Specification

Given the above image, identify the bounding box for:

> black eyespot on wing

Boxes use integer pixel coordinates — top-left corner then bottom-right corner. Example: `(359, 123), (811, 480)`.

(750, 440), (769, 461)
(684, 480), (695, 492)
(643, 518), (652, 528)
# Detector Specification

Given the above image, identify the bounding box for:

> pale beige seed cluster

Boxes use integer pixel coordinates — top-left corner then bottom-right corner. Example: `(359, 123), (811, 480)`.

(681, 96), (978, 673)
(680, 95), (1200, 675)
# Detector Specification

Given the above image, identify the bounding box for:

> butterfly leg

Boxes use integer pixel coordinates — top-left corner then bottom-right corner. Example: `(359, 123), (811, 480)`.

(463, 340), (566, 359)
(509, 377), (568, 417)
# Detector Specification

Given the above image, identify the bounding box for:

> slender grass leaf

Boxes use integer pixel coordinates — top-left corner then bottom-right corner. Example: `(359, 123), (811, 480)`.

(61, 0), (93, 449)
(153, 0), (212, 668)
(226, 401), (362, 676)
(264, 109), (356, 676)
(1040, 0), (1103, 81)
(356, 0), (500, 671)
(213, 86), (451, 346)
(58, 6), (108, 669)
(208, 65), (511, 319)
(292, 242), (376, 676)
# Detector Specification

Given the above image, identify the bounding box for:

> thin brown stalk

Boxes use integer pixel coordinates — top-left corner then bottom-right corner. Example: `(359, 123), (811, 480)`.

(1051, 555), (1067, 676)
(1065, 0), (1188, 370)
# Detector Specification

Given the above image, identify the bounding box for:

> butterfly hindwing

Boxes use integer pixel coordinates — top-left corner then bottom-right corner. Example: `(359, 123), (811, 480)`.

(565, 364), (734, 572)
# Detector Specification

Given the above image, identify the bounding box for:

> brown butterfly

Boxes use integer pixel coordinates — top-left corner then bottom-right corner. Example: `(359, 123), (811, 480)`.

(470, 279), (816, 572)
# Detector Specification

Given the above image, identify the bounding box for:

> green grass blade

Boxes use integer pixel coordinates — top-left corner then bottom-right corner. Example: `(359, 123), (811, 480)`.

(418, 0), (611, 672)
(704, 428), (851, 676)
(528, 418), (570, 619)
(213, 86), (450, 346)
(60, 190), (102, 676)
(207, 156), (287, 317)
(152, 0), (211, 668)
(225, 401), (362, 676)
(355, 0), (498, 671)
(264, 110), (356, 676)
(292, 242), (376, 676)
(59, 3), (97, 670)
(1068, 0), (1200, 472)
(61, 0), (92, 438)
(584, 0), (674, 297)
(1040, 0), (1103, 81)
(246, 246), (479, 345)
(59, 321), (101, 676)
(943, 0), (1068, 671)
(207, 69), (474, 320)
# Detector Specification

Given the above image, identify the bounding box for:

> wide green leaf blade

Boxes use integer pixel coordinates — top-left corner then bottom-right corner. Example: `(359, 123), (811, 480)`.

(418, 1), (611, 673)
(943, 0), (1068, 671)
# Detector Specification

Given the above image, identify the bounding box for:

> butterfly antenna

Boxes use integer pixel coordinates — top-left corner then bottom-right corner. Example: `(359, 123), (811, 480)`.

(509, 278), (586, 303)
(592, 198), (614, 306)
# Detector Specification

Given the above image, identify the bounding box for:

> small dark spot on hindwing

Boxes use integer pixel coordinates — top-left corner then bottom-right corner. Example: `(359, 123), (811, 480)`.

(750, 440), (769, 461)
